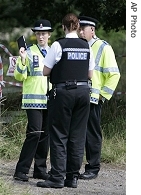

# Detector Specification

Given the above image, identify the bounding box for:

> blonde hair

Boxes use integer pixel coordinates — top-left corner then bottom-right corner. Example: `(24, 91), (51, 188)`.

(62, 13), (79, 31)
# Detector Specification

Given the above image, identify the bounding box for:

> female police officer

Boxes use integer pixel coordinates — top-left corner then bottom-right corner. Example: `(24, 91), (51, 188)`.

(36, 13), (96, 188)
(13, 19), (53, 182)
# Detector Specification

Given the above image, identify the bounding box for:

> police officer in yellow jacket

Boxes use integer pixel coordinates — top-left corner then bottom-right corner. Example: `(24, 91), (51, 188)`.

(78, 16), (120, 179)
(13, 19), (53, 182)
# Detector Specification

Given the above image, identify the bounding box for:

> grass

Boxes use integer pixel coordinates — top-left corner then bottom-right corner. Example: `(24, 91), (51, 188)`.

(102, 134), (126, 164)
(82, 114), (126, 165)
(0, 179), (12, 195)
(0, 96), (126, 164)
(0, 179), (35, 195)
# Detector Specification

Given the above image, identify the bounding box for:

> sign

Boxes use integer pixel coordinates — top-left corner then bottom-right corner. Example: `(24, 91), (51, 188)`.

(6, 56), (19, 76)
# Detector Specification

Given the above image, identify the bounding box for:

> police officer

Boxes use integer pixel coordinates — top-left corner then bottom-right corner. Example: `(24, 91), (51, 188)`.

(13, 19), (53, 182)
(36, 13), (95, 188)
(78, 16), (121, 179)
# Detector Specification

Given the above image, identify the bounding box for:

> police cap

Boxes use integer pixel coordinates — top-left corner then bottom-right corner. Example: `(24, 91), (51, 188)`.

(31, 19), (53, 32)
(78, 16), (98, 27)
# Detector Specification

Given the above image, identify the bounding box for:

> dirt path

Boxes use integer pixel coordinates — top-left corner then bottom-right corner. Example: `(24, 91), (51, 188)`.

(0, 160), (126, 195)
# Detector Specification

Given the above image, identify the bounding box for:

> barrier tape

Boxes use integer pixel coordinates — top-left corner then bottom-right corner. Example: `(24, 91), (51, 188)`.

(4, 81), (22, 87)
(0, 44), (13, 57)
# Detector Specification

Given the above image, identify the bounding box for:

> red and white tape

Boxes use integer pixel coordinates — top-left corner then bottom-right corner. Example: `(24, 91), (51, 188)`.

(0, 44), (13, 57)
(4, 81), (22, 87)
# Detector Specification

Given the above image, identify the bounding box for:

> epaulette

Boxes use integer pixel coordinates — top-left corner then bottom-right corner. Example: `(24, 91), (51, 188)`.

(101, 40), (109, 45)
(80, 38), (87, 42)
(55, 37), (65, 41)
(27, 44), (33, 48)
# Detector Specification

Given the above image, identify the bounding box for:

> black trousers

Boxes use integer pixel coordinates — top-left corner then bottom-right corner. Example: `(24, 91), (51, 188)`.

(48, 86), (90, 182)
(15, 109), (49, 174)
(85, 101), (103, 174)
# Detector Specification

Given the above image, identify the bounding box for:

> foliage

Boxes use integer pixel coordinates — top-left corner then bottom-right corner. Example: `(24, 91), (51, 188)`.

(0, 0), (126, 32)
(0, 111), (26, 159)
(101, 135), (126, 164)
(100, 97), (126, 165)
(75, 0), (126, 32)
(0, 0), (30, 32)
(0, 96), (126, 164)
(0, 179), (11, 195)
(0, 179), (33, 195)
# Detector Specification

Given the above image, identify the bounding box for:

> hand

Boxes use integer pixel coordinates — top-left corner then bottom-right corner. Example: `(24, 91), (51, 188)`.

(19, 47), (27, 64)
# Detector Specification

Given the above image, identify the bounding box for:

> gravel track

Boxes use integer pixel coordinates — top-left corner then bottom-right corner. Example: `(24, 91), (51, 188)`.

(0, 160), (126, 195)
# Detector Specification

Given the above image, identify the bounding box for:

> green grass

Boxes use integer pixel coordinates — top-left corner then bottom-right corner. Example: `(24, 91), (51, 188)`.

(0, 112), (126, 165)
(0, 96), (126, 164)
(0, 110), (27, 160)
(0, 179), (34, 195)
(0, 179), (12, 195)
(101, 134), (126, 164)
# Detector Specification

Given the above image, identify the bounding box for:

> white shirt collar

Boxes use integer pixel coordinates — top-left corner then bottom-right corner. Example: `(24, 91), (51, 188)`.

(66, 32), (79, 38)
(37, 44), (49, 51)
(88, 37), (99, 47)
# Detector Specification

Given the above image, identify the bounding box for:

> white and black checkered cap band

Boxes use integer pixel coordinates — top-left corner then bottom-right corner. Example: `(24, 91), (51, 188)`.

(32, 27), (52, 31)
(79, 20), (96, 27)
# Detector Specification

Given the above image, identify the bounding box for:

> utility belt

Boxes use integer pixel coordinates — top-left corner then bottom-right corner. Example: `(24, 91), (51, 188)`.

(53, 81), (88, 90)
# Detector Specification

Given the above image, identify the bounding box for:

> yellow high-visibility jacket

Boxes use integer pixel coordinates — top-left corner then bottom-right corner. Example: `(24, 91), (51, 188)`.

(90, 38), (120, 104)
(14, 44), (51, 109)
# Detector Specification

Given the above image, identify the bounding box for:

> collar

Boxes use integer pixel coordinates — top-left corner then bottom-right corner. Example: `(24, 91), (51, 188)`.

(66, 32), (79, 38)
(37, 44), (49, 51)
(88, 37), (99, 47)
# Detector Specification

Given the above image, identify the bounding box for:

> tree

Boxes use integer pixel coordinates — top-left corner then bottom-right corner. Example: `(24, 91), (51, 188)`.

(0, 0), (30, 32)
(0, 0), (126, 32)
(21, 0), (126, 31)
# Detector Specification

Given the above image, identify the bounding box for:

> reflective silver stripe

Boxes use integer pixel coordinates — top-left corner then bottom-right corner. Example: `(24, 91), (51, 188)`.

(104, 67), (120, 73)
(94, 42), (120, 73)
(23, 94), (47, 100)
(27, 48), (33, 61)
(63, 48), (90, 52)
(27, 48), (34, 76)
(17, 65), (27, 74)
(91, 88), (100, 94)
(27, 71), (43, 76)
(102, 86), (114, 95)
(95, 43), (106, 66)
(95, 66), (120, 73)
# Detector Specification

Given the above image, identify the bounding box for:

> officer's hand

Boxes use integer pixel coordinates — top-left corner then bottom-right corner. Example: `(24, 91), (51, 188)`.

(19, 47), (27, 59)
(19, 47), (27, 65)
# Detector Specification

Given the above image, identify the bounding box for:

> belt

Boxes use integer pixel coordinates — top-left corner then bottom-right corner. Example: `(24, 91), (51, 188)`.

(54, 81), (88, 88)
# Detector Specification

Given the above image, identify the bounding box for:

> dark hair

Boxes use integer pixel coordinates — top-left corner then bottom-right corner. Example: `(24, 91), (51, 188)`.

(62, 13), (79, 31)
